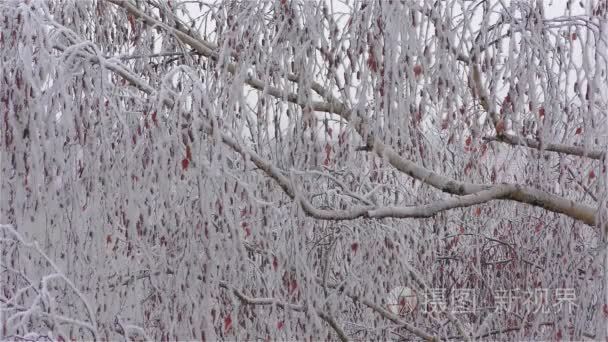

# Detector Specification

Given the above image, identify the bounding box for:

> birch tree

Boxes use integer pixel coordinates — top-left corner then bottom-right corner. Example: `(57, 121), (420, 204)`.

(1, 0), (607, 340)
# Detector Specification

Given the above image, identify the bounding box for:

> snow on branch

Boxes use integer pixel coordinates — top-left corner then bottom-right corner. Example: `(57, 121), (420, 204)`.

(0, 224), (99, 340)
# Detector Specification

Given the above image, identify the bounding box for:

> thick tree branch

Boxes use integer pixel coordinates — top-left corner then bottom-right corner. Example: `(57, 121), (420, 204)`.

(218, 282), (304, 311)
(316, 312), (351, 342)
(375, 141), (596, 225)
(484, 134), (605, 160)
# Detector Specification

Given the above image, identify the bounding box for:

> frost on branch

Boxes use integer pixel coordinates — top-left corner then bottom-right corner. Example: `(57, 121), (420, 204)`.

(1, 0), (607, 340)
(1, 224), (98, 340)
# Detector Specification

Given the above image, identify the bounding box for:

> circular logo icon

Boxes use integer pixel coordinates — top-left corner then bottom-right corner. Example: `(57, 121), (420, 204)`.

(386, 286), (417, 315)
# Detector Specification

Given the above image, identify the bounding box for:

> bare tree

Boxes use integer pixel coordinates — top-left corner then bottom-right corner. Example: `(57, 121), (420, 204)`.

(1, 0), (607, 340)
